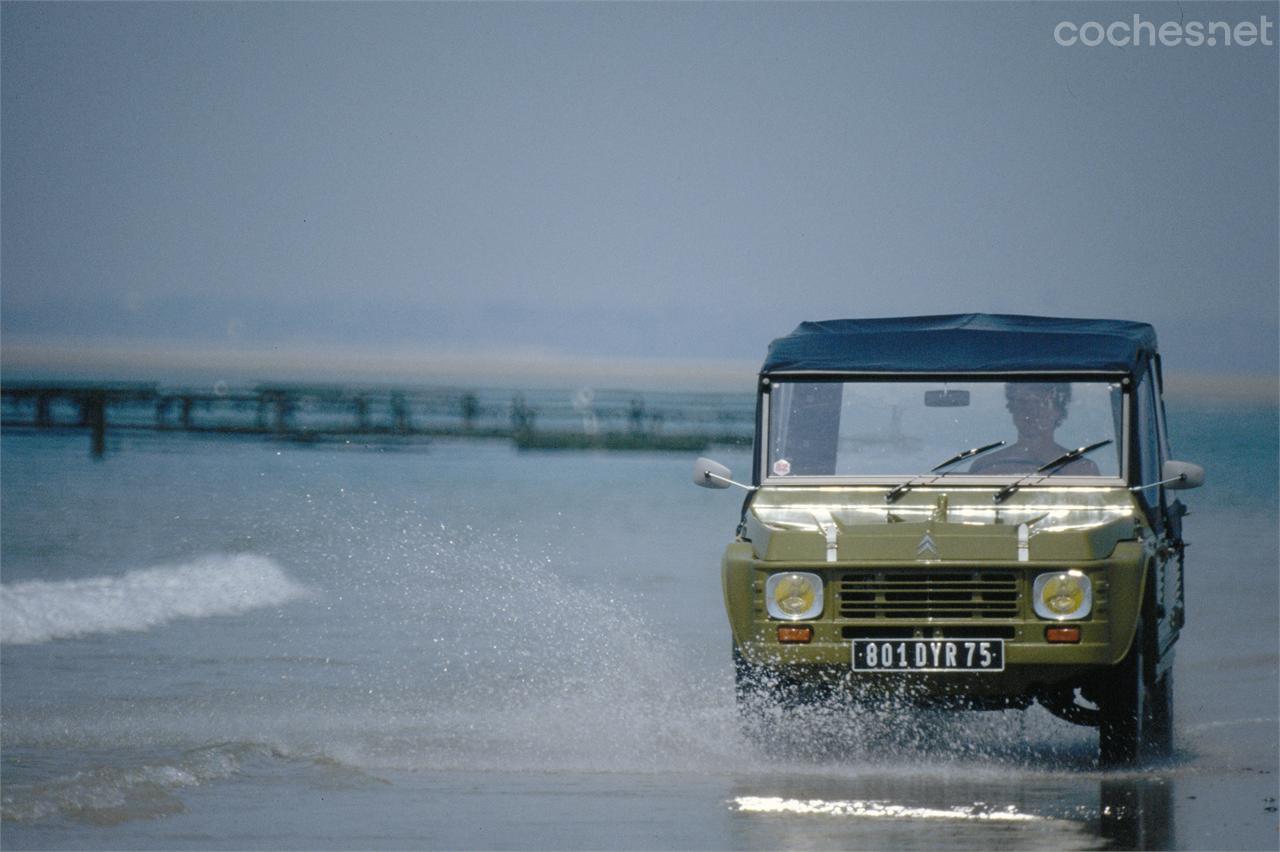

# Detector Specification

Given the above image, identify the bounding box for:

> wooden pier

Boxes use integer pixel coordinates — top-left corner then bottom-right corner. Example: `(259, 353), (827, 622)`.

(0, 382), (753, 457)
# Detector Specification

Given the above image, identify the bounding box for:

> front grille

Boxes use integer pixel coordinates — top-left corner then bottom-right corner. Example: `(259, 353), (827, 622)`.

(841, 625), (1017, 640)
(838, 570), (1020, 620)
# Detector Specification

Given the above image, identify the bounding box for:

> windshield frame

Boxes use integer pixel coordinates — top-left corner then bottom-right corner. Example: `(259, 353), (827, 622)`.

(755, 371), (1131, 488)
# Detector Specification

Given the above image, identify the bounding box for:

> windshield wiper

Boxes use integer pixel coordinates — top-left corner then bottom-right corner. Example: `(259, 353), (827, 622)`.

(993, 439), (1113, 503)
(885, 440), (1006, 504)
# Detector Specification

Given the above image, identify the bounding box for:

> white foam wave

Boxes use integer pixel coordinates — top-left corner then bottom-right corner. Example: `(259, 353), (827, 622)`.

(0, 742), (351, 825)
(0, 554), (309, 644)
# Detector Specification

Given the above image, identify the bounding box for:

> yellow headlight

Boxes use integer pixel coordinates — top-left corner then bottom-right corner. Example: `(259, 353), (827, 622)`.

(765, 572), (823, 621)
(1032, 571), (1092, 621)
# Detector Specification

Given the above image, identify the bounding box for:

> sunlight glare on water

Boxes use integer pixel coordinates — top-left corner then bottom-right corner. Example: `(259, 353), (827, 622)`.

(733, 795), (1044, 821)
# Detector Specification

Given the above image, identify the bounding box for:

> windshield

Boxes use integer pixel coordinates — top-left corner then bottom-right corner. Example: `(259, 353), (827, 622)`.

(765, 380), (1124, 480)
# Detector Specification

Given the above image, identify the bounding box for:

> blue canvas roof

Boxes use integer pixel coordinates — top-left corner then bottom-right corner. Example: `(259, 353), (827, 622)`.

(761, 314), (1158, 377)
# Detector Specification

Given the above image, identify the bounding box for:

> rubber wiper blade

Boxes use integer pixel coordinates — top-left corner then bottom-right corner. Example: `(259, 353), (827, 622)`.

(931, 440), (1008, 473)
(1036, 439), (1113, 475)
(993, 439), (1113, 504)
(885, 440), (1005, 504)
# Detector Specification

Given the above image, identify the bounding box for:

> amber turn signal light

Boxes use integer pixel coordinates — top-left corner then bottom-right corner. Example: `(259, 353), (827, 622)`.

(777, 625), (813, 644)
(1045, 626), (1081, 644)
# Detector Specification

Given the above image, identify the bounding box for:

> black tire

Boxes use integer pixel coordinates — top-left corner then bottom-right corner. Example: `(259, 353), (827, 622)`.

(1100, 614), (1162, 766)
(1147, 668), (1174, 758)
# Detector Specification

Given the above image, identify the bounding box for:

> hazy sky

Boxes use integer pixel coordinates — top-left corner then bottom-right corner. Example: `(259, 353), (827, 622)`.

(2, 1), (1277, 385)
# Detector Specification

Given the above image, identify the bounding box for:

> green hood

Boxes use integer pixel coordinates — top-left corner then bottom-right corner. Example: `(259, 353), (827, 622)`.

(745, 487), (1138, 563)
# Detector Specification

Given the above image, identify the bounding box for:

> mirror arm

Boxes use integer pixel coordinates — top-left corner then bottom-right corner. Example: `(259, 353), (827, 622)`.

(1129, 474), (1185, 492)
(704, 471), (756, 491)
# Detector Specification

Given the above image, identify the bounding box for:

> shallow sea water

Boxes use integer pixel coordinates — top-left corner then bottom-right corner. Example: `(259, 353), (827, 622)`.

(2, 401), (1277, 849)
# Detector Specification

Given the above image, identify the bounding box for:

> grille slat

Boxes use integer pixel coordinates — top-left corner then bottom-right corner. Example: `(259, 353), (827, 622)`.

(838, 570), (1019, 620)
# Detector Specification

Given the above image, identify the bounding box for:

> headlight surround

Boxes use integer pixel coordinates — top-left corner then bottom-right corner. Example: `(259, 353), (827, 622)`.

(765, 572), (823, 621)
(1032, 571), (1093, 621)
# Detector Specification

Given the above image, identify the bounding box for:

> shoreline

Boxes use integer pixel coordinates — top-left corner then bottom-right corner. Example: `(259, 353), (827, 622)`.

(3, 340), (1277, 403)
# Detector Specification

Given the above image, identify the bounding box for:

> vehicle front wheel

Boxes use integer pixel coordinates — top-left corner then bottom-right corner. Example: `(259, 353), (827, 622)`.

(1099, 615), (1171, 765)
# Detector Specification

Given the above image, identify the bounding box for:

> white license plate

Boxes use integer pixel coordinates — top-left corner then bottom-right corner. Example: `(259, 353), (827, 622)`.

(852, 639), (1005, 672)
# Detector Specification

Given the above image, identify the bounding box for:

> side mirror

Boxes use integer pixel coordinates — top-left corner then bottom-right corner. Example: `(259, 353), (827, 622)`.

(1163, 459), (1205, 490)
(692, 457), (752, 491)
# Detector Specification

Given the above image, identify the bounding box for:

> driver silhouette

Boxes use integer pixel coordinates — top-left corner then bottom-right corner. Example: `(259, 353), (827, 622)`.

(969, 383), (1100, 475)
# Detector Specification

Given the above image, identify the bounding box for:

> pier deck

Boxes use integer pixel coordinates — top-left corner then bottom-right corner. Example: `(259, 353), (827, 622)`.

(0, 382), (753, 457)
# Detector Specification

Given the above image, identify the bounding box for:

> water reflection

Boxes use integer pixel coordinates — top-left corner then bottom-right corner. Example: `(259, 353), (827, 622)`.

(727, 773), (1174, 850)
(1097, 776), (1174, 849)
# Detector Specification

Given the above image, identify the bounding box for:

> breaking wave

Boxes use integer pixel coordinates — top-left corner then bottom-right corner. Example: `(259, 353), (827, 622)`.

(0, 554), (309, 645)
(0, 741), (375, 825)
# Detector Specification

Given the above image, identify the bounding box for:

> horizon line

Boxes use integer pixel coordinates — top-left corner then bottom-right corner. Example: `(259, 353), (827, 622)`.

(2, 339), (1277, 402)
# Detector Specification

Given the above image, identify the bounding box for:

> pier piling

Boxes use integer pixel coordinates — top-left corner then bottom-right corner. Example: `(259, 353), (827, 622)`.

(84, 391), (106, 458)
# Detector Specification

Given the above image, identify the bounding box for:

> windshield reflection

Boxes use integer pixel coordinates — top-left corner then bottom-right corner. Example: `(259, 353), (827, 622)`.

(766, 380), (1124, 480)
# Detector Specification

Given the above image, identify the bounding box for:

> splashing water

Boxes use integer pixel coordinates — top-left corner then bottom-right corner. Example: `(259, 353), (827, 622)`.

(236, 524), (1096, 777)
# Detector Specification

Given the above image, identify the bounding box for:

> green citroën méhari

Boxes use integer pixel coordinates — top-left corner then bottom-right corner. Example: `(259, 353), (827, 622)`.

(694, 314), (1203, 765)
